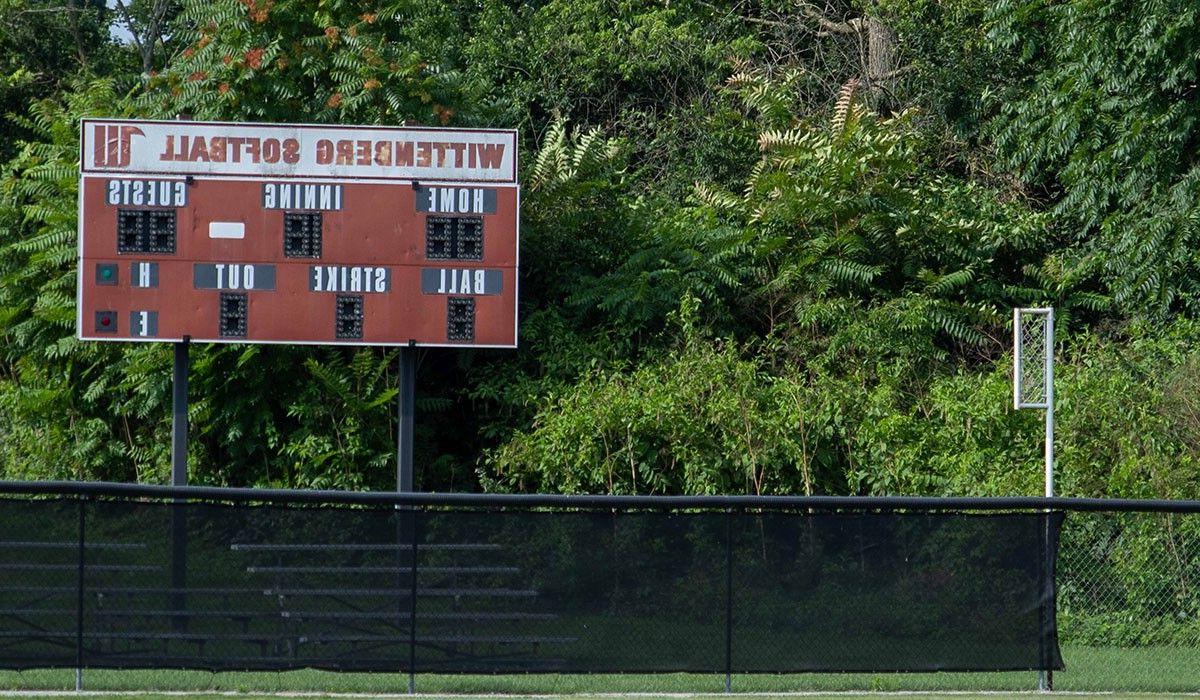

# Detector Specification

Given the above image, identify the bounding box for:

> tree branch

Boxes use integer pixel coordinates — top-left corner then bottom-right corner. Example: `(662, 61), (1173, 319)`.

(877, 64), (917, 80)
(796, 2), (856, 35)
(694, 0), (793, 30)
(109, 0), (145, 58)
(15, 5), (84, 14)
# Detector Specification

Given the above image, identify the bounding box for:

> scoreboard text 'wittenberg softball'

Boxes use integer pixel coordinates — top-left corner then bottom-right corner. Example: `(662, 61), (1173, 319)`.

(77, 119), (519, 347)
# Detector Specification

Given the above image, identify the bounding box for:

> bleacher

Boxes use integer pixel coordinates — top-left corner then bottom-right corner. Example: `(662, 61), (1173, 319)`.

(0, 519), (574, 671)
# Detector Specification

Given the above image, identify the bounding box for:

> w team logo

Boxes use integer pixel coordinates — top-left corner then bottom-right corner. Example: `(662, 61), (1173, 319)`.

(92, 124), (144, 168)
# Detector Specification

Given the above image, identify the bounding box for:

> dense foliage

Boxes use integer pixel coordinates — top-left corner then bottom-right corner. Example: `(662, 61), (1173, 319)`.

(1, 0), (1199, 502)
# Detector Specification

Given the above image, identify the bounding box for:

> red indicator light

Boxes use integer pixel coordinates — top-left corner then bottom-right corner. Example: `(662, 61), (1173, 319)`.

(101, 316), (111, 326)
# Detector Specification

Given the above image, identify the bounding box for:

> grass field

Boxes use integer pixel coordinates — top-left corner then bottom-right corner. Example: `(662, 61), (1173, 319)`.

(0, 695), (1196, 700)
(0, 696), (1193, 700)
(0, 646), (1195, 696)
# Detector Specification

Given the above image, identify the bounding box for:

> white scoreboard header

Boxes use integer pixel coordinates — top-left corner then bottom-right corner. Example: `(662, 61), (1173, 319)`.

(81, 119), (518, 183)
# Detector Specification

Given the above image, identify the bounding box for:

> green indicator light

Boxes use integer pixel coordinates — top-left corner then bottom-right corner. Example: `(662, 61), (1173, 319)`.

(101, 268), (113, 279)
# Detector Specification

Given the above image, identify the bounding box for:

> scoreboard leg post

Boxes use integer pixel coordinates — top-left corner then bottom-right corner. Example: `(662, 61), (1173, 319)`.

(397, 343), (416, 494)
(171, 339), (190, 486)
(397, 343), (417, 694)
(170, 339), (189, 633)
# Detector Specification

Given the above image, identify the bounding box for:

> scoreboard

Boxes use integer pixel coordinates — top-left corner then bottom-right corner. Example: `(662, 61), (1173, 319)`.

(77, 119), (519, 347)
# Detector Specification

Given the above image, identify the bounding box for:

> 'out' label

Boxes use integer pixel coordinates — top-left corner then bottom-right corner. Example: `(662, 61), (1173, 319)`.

(193, 263), (276, 290)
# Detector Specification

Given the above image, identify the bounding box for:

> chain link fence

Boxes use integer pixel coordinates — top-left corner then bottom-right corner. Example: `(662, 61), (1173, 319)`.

(2, 482), (1199, 693)
(1060, 511), (1200, 647)
(1051, 511), (1200, 692)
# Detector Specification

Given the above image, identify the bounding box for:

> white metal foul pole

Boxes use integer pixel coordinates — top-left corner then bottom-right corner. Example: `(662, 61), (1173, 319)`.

(1043, 308), (1055, 500)
(1013, 307), (1055, 498)
(1014, 307), (1055, 692)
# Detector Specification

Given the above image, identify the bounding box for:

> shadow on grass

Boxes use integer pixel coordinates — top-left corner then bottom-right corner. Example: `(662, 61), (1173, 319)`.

(0, 646), (1195, 694)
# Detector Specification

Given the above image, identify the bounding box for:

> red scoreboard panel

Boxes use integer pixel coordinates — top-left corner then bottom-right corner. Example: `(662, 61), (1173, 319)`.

(77, 119), (519, 347)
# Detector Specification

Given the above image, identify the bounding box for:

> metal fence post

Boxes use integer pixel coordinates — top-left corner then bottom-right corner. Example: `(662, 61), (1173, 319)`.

(1036, 514), (1047, 687)
(75, 498), (85, 692)
(408, 508), (419, 695)
(724, 508), (733, 694)
(1041, 514), (1055, 690)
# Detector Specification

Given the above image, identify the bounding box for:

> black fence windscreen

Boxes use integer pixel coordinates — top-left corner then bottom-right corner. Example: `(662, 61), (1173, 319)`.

(0, 489), (1064, 674)
(732, 512), (1061, 672)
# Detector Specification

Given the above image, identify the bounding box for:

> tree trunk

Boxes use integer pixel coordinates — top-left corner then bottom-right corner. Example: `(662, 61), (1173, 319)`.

(864, 15), (896, 93)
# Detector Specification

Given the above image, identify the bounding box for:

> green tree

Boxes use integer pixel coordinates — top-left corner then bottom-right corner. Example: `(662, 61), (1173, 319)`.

(143, 0), (473, 124)
(0, 0), (122, 160)
(0, 80), (173, 481)
(988, 0), (1200, 317)
(486, 297), (835, 495)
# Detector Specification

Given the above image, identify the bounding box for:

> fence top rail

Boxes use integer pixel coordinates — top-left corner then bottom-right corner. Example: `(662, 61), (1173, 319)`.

(0, 480), (1198, 513)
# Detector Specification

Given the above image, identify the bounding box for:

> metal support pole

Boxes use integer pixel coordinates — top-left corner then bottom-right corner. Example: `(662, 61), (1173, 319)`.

(1044, 308), (1055, 501)
(171, 339), (189, 633)
(171, 339), (189, 485)
(397, 342), (417, 693)
(1039, 309), (1055, 692)
(397, 344), (416, 493)
(724, 509), (733, 694)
